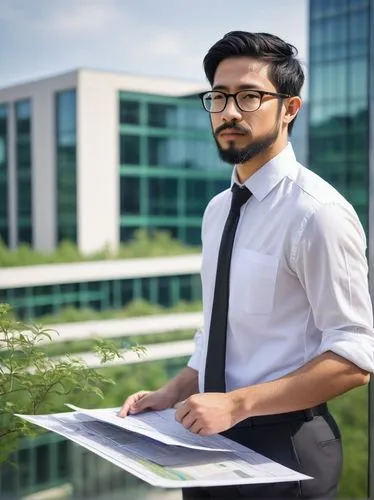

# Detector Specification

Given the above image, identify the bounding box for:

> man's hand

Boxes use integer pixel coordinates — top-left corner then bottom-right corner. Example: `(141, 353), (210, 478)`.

(119, 388), (177, 417)
(175, 392), (237, 436)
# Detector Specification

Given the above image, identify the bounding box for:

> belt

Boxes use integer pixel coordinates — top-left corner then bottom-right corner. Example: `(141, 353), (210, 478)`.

(233, 403), (328, 428)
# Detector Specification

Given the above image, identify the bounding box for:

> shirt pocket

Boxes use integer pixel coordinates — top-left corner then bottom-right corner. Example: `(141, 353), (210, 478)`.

(230, 248), (279, 315)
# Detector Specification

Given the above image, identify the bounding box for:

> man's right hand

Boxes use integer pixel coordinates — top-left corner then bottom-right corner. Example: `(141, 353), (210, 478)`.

(118, 388), (177, 417)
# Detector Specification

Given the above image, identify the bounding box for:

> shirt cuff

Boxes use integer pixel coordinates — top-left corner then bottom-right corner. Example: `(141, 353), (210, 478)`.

(318, 329), (374, 373)
(187, 352), (201, 371)
(187, 328), (204, 371)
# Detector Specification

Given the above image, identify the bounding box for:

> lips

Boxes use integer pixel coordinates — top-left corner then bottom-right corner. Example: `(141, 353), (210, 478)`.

(219, 127), (247, 136)
(220, 132), (246, 139)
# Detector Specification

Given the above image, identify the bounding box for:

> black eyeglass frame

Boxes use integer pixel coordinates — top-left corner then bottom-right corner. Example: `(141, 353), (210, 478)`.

(199, 89), (291, 113)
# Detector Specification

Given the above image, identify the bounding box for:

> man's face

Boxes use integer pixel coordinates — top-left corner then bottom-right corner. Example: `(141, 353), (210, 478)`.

(210, 56), (285, 165)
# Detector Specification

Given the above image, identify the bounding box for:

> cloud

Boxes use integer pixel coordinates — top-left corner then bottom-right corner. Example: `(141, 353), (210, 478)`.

(0, 0), (124, 37)
(0, 0), (308, 89)
(149, 32), (184, 57)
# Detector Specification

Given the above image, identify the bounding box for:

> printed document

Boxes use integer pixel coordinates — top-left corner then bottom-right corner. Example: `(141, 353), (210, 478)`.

(17, 406), (312, 489)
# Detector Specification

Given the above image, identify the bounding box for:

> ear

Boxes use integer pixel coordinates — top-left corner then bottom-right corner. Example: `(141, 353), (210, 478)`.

(283, 96), (302, 127)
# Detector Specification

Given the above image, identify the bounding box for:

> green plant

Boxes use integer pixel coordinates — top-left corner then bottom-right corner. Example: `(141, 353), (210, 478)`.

(0, 303), (142, 463)
(0, 229), (200, 267)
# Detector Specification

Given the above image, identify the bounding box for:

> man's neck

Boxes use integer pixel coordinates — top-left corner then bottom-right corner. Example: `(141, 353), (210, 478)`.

(235, 139), (288, 184)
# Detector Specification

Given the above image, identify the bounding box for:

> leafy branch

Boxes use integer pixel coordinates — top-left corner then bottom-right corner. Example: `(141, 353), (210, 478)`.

(0, 303), (142, 463)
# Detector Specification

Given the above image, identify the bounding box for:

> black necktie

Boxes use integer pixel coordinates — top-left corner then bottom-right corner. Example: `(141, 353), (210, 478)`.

(204, 184), (252, 393)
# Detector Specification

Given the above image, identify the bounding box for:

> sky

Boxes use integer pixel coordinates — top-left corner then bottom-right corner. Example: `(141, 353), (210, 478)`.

(0, 0), (308, 94)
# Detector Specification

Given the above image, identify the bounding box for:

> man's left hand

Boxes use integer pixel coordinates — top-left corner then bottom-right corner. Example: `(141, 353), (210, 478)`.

(175, 392), (237, 436)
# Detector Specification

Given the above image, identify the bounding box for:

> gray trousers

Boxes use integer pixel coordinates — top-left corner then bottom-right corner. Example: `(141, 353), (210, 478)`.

(182, 410), (342, 499)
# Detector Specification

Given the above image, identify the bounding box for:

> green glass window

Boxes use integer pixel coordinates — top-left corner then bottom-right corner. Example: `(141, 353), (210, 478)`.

(120, 134), (140, 164)
(185, 179), (207, 216)
(148, 103), (177, 128)
(3, 274), (202, 320)
(56, 89), (77, 243)
(148, 178), (178, 216)
(118, 92), (230, 246)
(119, 100), (140, 125)
(15, 100), (32, 245)
(0, 104), (8, 245)
(120, 176), (140, 215)
(148, 136), (183, 167)
(309, 0), (370, 233)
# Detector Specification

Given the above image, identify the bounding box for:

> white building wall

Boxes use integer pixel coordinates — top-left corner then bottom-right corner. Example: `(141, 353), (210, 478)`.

(0, 72), (78, 252)
(77, 71), (119, 254)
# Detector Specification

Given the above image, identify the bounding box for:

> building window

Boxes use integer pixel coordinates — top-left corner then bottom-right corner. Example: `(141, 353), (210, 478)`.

(120, 134), (140, 165)
(148, 177), (178, 216)
(119, 100), (140, 125)
(148, 103), (177, 128)
(120, 226), (137, 242)
(185, 179), (207, 216)
(0, 104), (8, 245)
(56, 89), (77, 244)
(120, 176), (140, 215)
(15, 99), (32, 245)
(148, 136), (185, 167)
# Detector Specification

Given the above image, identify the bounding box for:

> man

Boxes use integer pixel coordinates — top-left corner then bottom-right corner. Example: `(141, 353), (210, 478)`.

(120, 32), (374, 498)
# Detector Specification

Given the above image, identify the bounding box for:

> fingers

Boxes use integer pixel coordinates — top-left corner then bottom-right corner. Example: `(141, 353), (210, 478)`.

(189, 421), (204, 435)
(118, 391), (150, 417)
(175, 400), (190, 423)
(175, 406), (203, 434)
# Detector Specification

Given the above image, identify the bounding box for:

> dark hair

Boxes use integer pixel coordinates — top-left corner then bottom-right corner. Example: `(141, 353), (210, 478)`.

(203, 31), (304, 133)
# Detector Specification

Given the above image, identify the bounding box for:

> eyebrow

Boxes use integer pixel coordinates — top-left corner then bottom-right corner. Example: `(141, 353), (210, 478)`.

(212, 84), (265, 92)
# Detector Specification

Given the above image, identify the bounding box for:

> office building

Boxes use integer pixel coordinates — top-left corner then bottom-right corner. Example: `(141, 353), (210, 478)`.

(308, 0), (373, 231)
(0, 69), (232, 253)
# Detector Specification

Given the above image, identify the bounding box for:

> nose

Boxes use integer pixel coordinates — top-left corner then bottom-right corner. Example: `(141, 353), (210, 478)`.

(221, 95), (243, 122)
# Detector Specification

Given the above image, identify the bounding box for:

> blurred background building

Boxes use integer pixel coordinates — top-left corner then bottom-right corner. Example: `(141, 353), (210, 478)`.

(0, 70), (231, 253)
(308, 0), (372, 231)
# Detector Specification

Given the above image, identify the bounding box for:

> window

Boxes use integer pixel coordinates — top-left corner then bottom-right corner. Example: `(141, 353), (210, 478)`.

(120, 176), (140, 215)
(148, 178), (178, 216)
(119, 100), (140, 125)
(148, 103), (177, 128)
(36, 444), (50, 484)
(56, 89), (77, 244)
(148, 136), (184, 167)
(0, 104), (8, 245)
(120, 134), (140, 164)
(185, 227), (202, 246)
(15, 99), (32, 245)
(120, 226), (137, 242)
(185, 179), (207, 216)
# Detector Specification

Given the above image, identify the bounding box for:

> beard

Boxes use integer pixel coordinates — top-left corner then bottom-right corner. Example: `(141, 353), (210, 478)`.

(214, 119), (281, 166)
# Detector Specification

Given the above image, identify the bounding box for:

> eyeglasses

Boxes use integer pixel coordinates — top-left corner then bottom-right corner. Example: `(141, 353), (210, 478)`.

(199, 89), (291, 113)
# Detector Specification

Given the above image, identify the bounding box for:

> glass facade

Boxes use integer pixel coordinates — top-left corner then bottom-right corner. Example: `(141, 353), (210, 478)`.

(0, 104), (8, 245)
(0, 434), (69, 498)
(0, 273), (201, 321)
(118, 92), (230, 245)
(56, 89), (77, 243)
(15, 99), (33, 245)
(309, 0), (371, 230)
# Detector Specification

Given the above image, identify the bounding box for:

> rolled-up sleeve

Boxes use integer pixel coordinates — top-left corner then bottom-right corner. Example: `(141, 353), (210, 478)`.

(187, 328), (204, 371)
(294, 202), (374, 372)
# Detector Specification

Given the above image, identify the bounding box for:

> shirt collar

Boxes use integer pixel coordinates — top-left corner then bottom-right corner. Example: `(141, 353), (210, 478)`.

(231, 143), (298, 202)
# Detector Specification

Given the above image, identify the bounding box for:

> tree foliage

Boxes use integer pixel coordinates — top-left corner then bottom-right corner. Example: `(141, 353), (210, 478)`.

(0, 303), (135, 463)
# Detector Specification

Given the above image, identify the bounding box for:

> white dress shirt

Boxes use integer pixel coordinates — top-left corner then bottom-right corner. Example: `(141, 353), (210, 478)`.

(188, 143), (374, 393)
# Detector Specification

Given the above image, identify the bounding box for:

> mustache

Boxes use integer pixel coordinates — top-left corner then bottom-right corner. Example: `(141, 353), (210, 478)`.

(214, 121), (249, 136)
